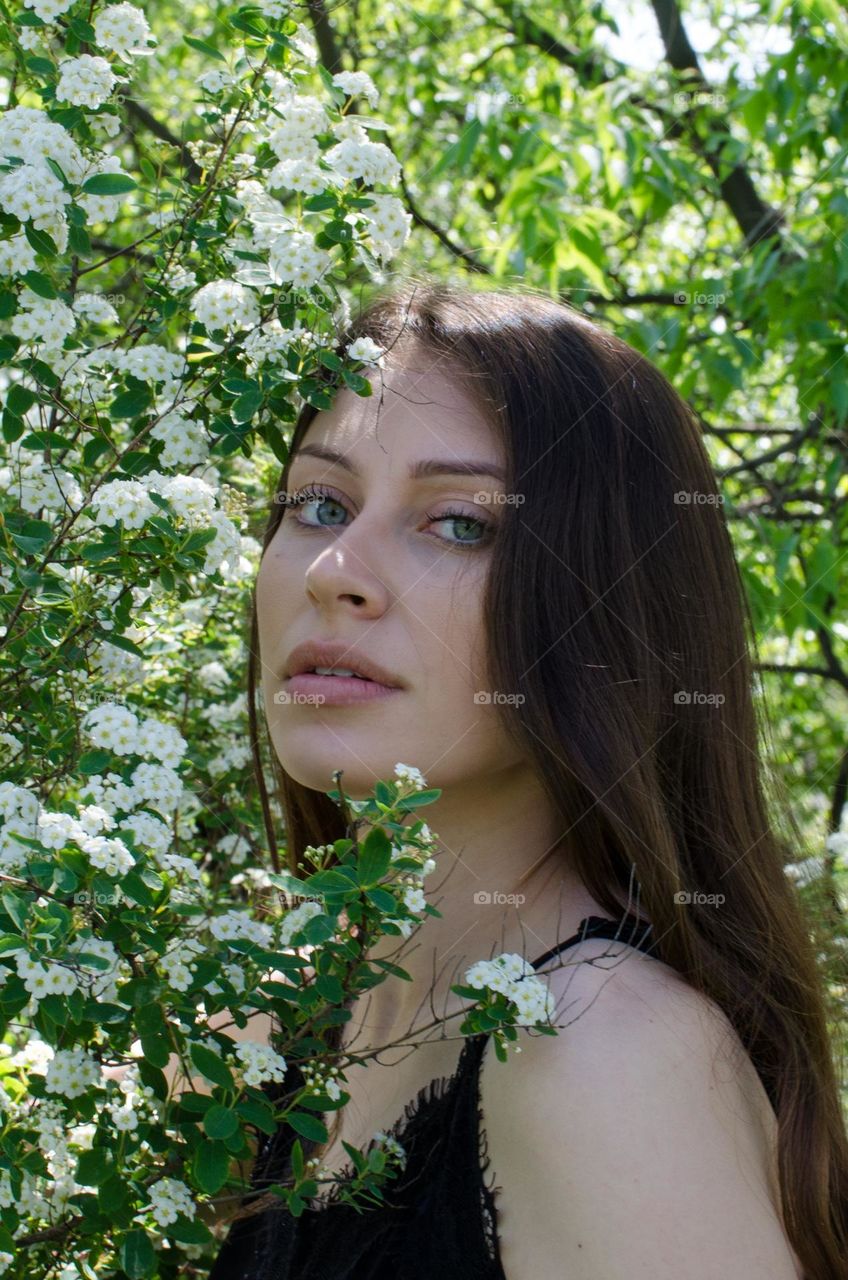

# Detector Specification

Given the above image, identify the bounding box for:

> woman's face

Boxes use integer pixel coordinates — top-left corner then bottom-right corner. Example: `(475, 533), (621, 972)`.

(255, 341), (524, 801)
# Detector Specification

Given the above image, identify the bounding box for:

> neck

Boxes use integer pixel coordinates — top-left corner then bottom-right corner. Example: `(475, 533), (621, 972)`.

(346, 761), (608, 1046)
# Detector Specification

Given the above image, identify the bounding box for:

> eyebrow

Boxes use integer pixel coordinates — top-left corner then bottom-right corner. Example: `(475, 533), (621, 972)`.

(291, 442), (507, 484)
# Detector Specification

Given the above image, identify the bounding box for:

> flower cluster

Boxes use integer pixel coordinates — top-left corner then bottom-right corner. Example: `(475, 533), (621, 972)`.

(145, 1178), (195, 1229)
(231, 1040), (289, 1087)
(465, 954), (558, 1027)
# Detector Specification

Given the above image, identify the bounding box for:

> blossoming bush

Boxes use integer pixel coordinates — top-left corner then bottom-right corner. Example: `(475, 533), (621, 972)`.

(0, 4), (568, 1274)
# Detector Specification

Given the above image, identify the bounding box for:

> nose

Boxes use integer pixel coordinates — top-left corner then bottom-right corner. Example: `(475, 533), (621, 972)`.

(304, 522), (393, 619)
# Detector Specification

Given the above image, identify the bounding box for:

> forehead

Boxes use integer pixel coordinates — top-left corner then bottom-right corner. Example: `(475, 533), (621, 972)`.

(295, 340), (500, 465)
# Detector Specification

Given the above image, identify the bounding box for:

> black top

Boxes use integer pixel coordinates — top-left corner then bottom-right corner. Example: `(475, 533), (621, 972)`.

(207, 913), (657, 1280)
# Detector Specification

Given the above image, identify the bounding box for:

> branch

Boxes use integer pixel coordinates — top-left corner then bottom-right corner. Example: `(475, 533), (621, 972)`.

(649, 0), (789, 250)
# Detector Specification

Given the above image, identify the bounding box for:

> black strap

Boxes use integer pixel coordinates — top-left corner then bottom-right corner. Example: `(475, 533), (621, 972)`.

(529, 913), (656, 970)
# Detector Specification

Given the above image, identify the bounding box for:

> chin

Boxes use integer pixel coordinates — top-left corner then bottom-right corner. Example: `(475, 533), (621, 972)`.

(272, 739), (396, 801)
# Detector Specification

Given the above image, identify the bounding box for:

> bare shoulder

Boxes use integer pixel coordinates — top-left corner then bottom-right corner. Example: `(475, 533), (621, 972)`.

(480, 936), (803, 1280)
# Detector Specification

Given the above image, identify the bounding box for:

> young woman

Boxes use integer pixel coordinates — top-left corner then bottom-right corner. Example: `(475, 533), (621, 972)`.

(208, 278), (848, 1280)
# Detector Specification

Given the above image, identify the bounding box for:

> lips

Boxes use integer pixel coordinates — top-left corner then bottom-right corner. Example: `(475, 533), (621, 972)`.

(284, 639), (405, 689)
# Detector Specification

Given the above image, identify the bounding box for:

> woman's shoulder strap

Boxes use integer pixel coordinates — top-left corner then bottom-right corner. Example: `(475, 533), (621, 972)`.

(529, 913), (656, 970)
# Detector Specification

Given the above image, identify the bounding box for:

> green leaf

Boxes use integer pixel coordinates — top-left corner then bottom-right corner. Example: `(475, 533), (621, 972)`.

(21, 269), (58, 299)
(140, 1034), (170, 1068)
(235, 1096), (278, 1136)
(120, 1228), (156, 1279)
(7, 385), (38, 416)
(68, 222), (93, 257)
(25, 55), (55, 76)
(78, 750), (112, 774)
(394, 789), (442, 810)
(110, 383), (152, 419)
(193, 1141), (231, 1194)
(1, 891), (31, 931)
(204, 1104), (240, 1140)
(356, 827), (392, 887)
(430, 118), (483, 177)
(286, 1110), (328, 1143)
(189, 1042), (235, 1090)
(231, 390), (263, 422)
(24, 223), (58, 257)
(68, 16), (96, 41)
(80, 172), (137, 196)
(76, 1148), (115, 1187)
(185, 35), (227, 62)
(365, 886), (397, 913)
(167, 1216), (213, 1245)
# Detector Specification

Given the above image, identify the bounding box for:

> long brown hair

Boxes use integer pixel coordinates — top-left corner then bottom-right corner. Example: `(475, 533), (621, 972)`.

(246, 274), (848, 1276)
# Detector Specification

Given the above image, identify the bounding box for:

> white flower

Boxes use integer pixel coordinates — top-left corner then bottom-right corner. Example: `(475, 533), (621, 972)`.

(146, 1177), (195, 1228)
(136, 717), (188, 767)
(89, 478), (157, 530)
(80, 834), (135, 876)
(193, 280), (260, 333)
(257, 0), (292, 17)
(278, 899), (323, 945)
(81, 702), (139, 754)
(44, 1048), (100, 1099)
(210, 910), (274, 948)
(267, 157), (329, 196)
(0, 230), (37, 276)
(111, 343), (186, 386)
(93, 3), (155, 60)
(10, 289), (75, 350)
(402, 886), (427, 914)
(198, 68), (238, 95)
(784, 857), (825, 886)
(23, 0), (74, 19)
(73, 292), (120, 325)
(37, 810), (86, 850)
(393, 763), (427, 789)
(267, 229), (333, 289)
(130, 762), (184, 813)
(232, 1040), (288, 1087)
(463, 955), (555, 1027)
(323, 138), (400, 186)
(826, 831), (848, 869)
(0, 164), (71, 238)
(158, 474), (217, 523)
(56, 55), (117, 109)
(346, 336), (385, 368)
(0, 453), (84, 514)
(331, 71), (380, 109)
(360, 193), (412, 263)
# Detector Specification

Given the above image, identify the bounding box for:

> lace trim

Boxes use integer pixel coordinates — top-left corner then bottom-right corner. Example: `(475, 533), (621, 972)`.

(305, 1031), (484, 1212)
